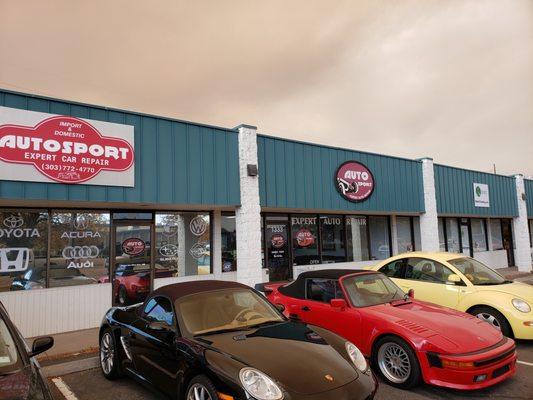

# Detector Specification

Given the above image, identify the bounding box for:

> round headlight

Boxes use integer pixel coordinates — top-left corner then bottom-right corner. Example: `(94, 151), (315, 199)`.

(345, 342), (368, 372)
(239, 368), (283, 400)
(512, 298), (531, 313)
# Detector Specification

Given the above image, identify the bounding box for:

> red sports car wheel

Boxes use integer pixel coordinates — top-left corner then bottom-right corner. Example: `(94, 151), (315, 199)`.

(373, 336), (421, 389)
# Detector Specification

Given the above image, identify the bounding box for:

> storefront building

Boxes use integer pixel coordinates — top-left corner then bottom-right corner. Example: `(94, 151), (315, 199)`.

(0, 89), (531, 337)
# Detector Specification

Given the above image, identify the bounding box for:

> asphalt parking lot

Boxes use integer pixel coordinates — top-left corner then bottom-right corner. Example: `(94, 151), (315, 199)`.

(47, 341), (533, 400)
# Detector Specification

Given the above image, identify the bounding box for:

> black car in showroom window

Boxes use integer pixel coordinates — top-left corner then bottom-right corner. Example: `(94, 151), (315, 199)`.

(99, 280), (378, 400)
(0, 301), (54, 400)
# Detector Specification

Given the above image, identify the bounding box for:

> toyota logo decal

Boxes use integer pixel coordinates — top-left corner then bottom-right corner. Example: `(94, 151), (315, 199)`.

(3, 215), (24, 229)
(62, 245), (100, 259)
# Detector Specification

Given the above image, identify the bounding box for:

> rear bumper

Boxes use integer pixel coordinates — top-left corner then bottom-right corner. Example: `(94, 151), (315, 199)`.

(420, 339), (517, 390)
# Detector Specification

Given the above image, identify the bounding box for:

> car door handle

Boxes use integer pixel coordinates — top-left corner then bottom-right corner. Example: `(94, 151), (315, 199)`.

(301, 306), (311, 312)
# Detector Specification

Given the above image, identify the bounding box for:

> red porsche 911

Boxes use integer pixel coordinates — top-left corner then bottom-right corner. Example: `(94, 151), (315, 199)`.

(257, 270), (517, 390)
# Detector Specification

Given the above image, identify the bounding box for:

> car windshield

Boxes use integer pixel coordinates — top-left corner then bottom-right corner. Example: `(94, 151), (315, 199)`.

(342, 273), (405, 307)
(448, 257), (508, 285)
(176, 288), (284, 336)
(0, 317), (23, 375)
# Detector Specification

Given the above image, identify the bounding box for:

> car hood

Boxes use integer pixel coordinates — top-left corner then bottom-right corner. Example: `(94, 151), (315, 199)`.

(368, 300), (502, 353)
(197, 321), (359, 395)
(0, 365), (49, 400)
(475, 281), (533, 302)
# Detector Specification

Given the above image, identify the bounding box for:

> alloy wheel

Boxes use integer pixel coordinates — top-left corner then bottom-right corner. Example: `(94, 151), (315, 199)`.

(100, 332), (114, 375)
(187, 383), (213, 400)
(377, 342), (411, 384)
(476, 312), (501, 330)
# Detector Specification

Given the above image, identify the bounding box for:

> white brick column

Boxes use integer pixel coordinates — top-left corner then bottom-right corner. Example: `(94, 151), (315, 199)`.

(418, 157), (440, 252)
(512, 175), (532, 272)
(235, 124), (263, 287)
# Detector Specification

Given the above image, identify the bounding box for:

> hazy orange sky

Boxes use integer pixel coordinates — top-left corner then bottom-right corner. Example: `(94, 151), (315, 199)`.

(1, 0), (531, 176)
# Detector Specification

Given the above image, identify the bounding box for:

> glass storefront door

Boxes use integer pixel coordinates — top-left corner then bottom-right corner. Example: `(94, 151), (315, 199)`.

(112, 223), (152, 306)
(265, 215), (292, 282)
(460, 219), (471, 256)
(501, 219), (515, 267)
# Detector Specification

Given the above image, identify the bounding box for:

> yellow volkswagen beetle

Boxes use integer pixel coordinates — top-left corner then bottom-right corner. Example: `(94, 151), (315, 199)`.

(369, 252), (533, 339)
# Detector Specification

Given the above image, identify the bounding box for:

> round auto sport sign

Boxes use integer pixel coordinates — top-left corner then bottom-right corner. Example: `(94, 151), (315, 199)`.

(271, 234), (285, 249)
(122, 238), (145, 256)
(295, 228), (315, 248)
(335, 161), (375, 202)
(0, 115), (134, 184)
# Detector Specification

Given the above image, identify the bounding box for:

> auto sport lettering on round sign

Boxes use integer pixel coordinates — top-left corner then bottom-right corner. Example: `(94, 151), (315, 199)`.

(0, 106), (135, 186)
(335, 161), (375, 202)
(122, 238), (145, 256)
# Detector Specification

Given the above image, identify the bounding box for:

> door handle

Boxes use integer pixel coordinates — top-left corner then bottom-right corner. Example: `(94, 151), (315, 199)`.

(301, 306), (311, 312)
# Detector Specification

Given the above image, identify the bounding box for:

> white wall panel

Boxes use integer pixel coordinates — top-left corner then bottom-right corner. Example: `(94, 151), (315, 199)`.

(474, 250), (510, 270)
(0, 284), (112, 338)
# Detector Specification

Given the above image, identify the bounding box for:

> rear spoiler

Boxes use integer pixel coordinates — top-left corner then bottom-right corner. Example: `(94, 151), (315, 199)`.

(255, 281), (288, 294)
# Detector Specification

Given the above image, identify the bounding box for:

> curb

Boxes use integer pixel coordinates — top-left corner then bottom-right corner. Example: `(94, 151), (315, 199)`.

(43, 356), (99, 378)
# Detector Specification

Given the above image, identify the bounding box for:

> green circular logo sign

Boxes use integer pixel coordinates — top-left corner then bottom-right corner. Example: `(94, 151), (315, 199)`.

(475, 186), (482, 197)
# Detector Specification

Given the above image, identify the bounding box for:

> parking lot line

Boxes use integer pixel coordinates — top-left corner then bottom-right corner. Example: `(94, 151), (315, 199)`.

(52, 377), (79, 400)
(517, 360), (533, 367)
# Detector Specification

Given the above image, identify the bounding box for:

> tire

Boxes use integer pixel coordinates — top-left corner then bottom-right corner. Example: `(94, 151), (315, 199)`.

(469, 306), (513, 338)
(372, 336), (421, 389)
(186, 375), (218, 400)
(117, 285), (128, 306)
(99, 329), (122, 380)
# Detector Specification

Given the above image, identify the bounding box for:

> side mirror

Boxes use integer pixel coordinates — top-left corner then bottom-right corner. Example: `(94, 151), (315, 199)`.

(407, 289), (415, 299)
(330, 299), (347, 311)
(29, 336), (54, 357)
(447, 274), (461, 285)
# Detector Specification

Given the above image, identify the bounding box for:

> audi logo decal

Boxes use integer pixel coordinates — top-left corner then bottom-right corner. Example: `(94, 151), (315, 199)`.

(62, 245), (100, 259)
(3, 215), (24, 229)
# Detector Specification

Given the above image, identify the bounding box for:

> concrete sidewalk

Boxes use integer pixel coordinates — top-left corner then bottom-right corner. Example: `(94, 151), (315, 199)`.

(29, 327), (99, 363)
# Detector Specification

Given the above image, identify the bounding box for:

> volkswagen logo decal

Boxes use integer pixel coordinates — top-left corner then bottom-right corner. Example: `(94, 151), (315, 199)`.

(62, 245), (100, 259)
(3, 215), (24, 229)
(190, 216), (208, 236)
(159, 244), (179, 257)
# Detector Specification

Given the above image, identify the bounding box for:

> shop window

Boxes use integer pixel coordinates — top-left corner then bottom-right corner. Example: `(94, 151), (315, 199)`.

(0, 210), (48, 292)
(49, 211), (110, 288)
(438, 218), (446, 251)
(346, 216), (369, 262)
(291, 215), (319, 266)
(529, 220), (533, 248)
(445, 218), (460, 253)
(368, 216), (391, 260)
(471, 219), (488, 252)
(221, 213), (237, 272)
(319, 216), (346, 263)
(396, 217), (414, 253)
(155, 213), (211, 277)
(490, 219), (504, 250)
(413, 217), (421, 251)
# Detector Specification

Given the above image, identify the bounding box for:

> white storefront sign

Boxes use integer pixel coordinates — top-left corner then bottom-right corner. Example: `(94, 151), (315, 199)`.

(473, 183), (490, 208)
(0, 106), (134, 186)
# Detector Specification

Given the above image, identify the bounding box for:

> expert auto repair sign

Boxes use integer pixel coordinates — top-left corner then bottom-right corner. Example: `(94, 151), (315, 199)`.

(0, 106), (134, 186)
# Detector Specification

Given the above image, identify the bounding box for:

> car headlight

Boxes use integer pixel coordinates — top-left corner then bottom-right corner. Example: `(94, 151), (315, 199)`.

(345, 341), (368, 372)
(512, 299), (531, 313)
(239, 367), (283, 400)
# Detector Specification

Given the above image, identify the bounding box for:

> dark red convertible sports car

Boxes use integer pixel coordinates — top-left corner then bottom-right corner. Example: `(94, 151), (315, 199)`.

(258, 270), (517, 390)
